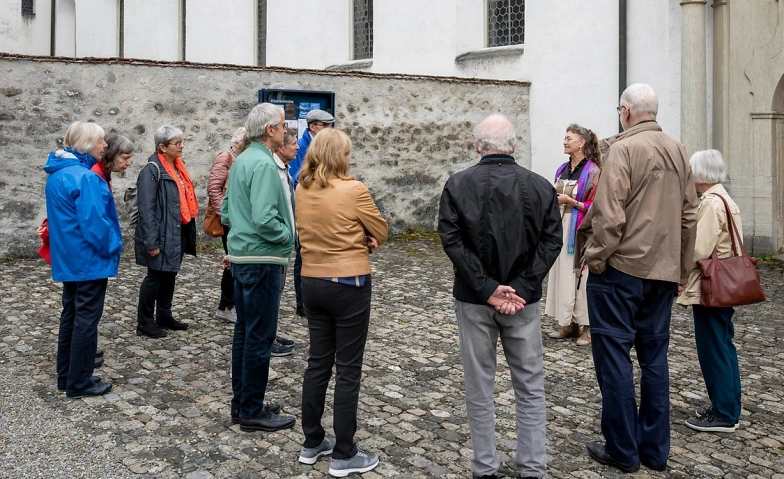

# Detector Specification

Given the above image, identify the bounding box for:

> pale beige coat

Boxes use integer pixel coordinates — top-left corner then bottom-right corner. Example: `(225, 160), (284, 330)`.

(676, 184), (743, 306)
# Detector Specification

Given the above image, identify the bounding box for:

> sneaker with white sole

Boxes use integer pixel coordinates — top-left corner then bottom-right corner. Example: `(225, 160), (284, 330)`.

(684, 412), (738, 432)
(329, 450), (379, 477)
(299, 437), (336, 465)
(271, 342), (294, 357)
(215, 308), (236, 323)
(695, 406), (739, 426)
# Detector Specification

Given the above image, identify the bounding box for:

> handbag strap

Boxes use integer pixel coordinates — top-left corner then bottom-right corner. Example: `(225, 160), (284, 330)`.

(712, 194), (747, 258)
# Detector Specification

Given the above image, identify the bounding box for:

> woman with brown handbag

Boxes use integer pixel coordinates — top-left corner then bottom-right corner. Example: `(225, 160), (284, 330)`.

(207, 127), (250, 323)
(677, 149), (743, 433)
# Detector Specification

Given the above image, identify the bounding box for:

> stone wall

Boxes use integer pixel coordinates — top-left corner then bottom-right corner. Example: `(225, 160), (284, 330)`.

(0, 54), (531, 258)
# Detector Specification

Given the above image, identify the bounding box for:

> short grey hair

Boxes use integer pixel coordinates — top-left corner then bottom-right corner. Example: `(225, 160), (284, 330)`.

(690, 149), (727, 184)
(231, 127), (249, 146)
(63, 121), (105, 154)
(245, 103), (283, 141)
(473, 114), (517, 155)
(283, 128), (297, 146)
(102, 132), (134, 167)
(620, 83), (658, 118)
(154, 125), (184, 150)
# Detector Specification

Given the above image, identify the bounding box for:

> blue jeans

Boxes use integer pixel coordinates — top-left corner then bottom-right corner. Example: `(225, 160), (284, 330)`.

(57, 279), (107, 393)
(587, 265), (675, 468)
(231, 263), (283, 419)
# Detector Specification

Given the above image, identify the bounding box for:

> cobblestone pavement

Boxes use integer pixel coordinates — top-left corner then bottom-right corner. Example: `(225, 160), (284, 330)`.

(1, 237), (783, 479)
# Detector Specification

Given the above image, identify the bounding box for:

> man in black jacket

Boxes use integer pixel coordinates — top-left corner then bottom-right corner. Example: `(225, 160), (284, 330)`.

(438, 114), (561, 479)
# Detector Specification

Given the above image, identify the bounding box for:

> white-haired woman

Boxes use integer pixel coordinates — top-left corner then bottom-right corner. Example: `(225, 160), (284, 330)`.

(208, 127), (250, 323)
(44, 121), (120, 397)
(677, 149), (743, 433)
(135, 125), (198, 338)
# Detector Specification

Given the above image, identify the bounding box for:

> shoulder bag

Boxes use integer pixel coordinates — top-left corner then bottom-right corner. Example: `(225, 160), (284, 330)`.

(203, 151), (232, 237)
(696, 194), (766, 308)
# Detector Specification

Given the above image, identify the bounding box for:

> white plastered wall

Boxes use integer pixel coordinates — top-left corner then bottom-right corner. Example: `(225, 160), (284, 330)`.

(187, 0), (255, 65)
(0, 0), (52, 55)
(124, 0), (181, 61)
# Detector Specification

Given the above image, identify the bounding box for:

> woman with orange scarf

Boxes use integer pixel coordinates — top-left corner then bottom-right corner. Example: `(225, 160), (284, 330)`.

(134, 125), (198, 338)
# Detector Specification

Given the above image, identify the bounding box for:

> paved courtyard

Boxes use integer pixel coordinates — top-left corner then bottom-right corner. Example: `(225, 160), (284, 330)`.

(1, 236), (783, 478)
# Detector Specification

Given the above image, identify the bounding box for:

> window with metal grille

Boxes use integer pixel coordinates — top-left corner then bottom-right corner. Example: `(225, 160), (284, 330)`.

(22, 0), (35, 16)
(487, 0), (524, 47)
(352, 0), (373, 60)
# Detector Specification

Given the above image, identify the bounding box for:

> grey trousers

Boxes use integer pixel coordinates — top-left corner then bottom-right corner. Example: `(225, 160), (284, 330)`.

(456, 299), (547, 478)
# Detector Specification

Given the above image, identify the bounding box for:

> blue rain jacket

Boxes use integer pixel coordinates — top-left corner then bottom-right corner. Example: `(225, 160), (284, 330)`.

(43, 149), (122, 282)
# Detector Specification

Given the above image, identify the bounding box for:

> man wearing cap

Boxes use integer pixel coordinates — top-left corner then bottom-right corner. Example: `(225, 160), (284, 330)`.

(288, 109), (334, 317)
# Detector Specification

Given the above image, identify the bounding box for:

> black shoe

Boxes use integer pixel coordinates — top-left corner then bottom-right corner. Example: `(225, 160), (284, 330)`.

(684, 413), (738, 432)
(275, 335), (294, 346)
(95, 348), (104, 358)
(58, 376), (102, 392)
(156, 317), (189, 331)
(296, 305), (305, 317)
(94, 356), (104, 368)
(586, 441), (640, 473)
(271, 343), (294, 357)
(472, 474), (498, 479)
(136, 323), (168, 338)
(66, 381), (112, 398)
(239, 409), (295, 432)
(231, 403), (282, 424)
(641, 461), (667, 472)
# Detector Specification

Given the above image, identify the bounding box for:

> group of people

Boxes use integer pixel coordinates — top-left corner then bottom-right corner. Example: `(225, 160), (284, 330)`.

(438, 83), (747, 479)
(42, 82), (747, 478)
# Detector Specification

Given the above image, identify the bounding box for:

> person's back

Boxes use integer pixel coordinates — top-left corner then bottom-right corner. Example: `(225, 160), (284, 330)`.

(438, 114), (561, 479)
(587, 126), (694, 282)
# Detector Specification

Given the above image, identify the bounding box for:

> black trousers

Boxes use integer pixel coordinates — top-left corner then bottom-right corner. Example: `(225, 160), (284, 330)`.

(219, 226), (235, 310)
(57, 279), (107, 392)
(301, 277), (371, 460)
(137, 268), (178, 326)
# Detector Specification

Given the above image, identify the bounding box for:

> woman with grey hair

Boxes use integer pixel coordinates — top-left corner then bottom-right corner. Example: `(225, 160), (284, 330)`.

(91, 132), (135, 188)
(677, 149), (743, 433)
(134, 125), (198, 338)
(208, 127), (250, 323)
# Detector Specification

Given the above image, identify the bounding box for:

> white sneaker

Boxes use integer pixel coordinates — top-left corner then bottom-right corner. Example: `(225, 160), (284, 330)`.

(215, 308), (236, 323)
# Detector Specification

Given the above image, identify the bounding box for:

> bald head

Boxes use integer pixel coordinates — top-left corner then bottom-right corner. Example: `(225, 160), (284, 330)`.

(473, 114), (517, 156)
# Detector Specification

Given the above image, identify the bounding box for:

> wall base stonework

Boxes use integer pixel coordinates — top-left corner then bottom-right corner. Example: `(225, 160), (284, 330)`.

(0, 55), (530, 258)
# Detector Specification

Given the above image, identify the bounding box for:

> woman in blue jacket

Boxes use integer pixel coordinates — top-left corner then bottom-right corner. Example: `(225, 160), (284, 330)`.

(44, 121), (122, 398)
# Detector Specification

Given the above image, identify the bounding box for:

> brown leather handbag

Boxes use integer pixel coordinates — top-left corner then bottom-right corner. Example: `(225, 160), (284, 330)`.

(696, 194), (766, 308)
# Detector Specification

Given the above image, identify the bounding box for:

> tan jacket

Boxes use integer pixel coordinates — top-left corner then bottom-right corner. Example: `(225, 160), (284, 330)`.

(580, 121), (699, 283)
(295, 178), (388, 278)
(676, 185), (743, 305)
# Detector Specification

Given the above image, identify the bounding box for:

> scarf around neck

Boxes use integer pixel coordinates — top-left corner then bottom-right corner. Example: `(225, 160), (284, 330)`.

(554, 159), (600, 255)
(157, 152), (198, 224)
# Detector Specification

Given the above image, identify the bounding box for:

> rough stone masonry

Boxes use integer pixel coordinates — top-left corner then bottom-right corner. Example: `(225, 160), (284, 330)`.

(0, 54), (531, 258)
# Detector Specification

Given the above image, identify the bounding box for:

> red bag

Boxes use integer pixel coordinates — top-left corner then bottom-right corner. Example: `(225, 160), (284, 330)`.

(37, 218), (51, 265)
(696, 195), (766, 308)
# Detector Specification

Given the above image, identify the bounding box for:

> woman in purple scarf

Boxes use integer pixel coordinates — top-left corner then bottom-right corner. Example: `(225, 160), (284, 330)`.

(545, 124), (601, 346)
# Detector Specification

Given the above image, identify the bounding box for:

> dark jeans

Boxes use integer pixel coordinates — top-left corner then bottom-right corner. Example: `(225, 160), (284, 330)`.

(587, 265), (675, 468)
(293, 242), (303, 310)
(692, 304), (741, 424)
(57, 279), (107, 393)
(137, 268), (178, 326)
(219, 227), (234, 310)
(231, 263), (283, 419)
(301, 277), (371, 460)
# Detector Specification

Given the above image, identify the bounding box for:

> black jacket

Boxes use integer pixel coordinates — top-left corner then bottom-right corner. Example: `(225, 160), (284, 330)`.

(134, 153), (196, 272)
(438, 154), (562, 305)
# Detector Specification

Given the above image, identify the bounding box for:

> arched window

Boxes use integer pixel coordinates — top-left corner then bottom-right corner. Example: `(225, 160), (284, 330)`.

(488, 0), (525, 47)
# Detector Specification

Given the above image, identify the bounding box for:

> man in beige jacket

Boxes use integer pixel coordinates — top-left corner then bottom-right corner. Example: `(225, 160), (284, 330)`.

(580, 84), (698, 473)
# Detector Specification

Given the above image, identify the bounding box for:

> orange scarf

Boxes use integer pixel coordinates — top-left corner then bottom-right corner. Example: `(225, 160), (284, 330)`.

(158, 153), (199, 224)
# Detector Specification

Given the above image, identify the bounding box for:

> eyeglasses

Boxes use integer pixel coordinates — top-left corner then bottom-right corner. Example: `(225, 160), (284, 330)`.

(616, 105), (625, 114)
(168, 140), (184, 147)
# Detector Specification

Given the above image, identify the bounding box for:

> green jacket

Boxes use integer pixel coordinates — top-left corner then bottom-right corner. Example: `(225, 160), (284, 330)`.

(221, 142), (294, 264)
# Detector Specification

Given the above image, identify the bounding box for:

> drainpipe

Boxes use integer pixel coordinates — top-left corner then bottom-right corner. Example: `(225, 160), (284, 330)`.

(50, 0), (56, 56)
(619, 0), (627, 132)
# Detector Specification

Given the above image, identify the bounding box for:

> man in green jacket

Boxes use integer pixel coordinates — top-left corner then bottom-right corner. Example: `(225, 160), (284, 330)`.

(221, 103), (296, 432)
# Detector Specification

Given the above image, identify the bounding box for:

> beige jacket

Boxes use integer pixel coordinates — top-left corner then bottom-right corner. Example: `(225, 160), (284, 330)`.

(676, 184), (743, 305)
(580, 121), (699, 283)
(295, 178), (388, 278)
(207, 150), (233, 212)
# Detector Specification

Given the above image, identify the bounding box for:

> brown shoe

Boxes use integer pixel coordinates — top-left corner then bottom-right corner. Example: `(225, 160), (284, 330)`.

(576, 326), (591, 346)
(548, 323), (580, 339)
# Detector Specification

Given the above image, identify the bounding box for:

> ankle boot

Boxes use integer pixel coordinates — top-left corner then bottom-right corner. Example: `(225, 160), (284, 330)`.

(576, 326), (591, 346)
(548, 323), (580, 339)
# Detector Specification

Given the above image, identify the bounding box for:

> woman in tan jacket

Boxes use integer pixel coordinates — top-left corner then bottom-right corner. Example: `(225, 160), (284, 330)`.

(294, 128), (387, 477)
(677, 149), (743, 434)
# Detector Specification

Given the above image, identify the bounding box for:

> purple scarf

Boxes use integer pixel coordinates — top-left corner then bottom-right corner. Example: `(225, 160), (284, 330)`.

(554, 159), (600, 254)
